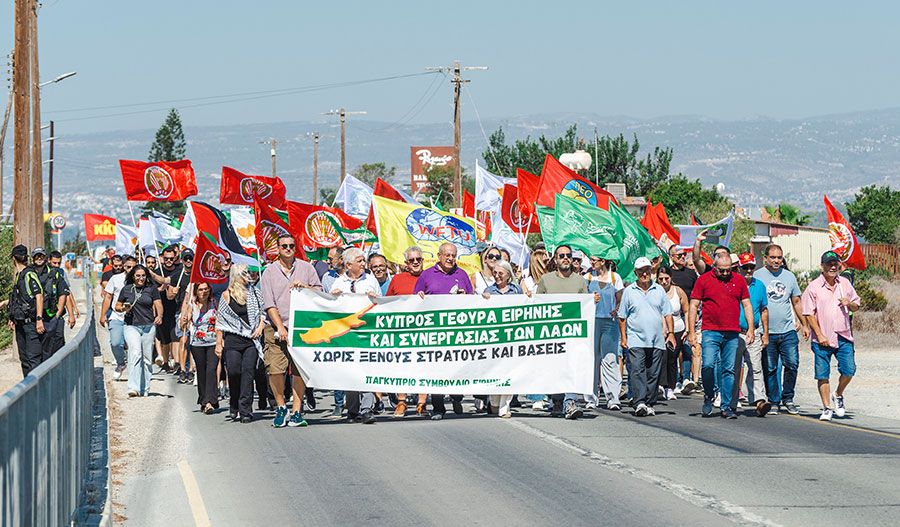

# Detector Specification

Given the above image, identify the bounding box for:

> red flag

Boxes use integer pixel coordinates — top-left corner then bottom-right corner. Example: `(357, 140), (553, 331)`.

(462, 190), (475, 218)
(365, 178), (413, 235)
(219, 166), (287, 208)
(83, 214), (117, 242)
(288, 201), (363, 251)
(253, 196), (294, 263)
(536, 154), (617, 210)
(641, 202), (680, 247)
(190, 234), (231, 285)
(516, 168), (541, 217)
(500, 184), (541, 234)
(119, 159), (197, 201)
(824, 195), (866, 270)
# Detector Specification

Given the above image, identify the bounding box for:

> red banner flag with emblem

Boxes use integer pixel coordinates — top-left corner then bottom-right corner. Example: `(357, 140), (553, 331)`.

(219, 166), (287, 208)
(515, 168), (541, 217)
(500, 184), (541, 234)
(253, 195), (295, 263)
(119, 159), (198, 201)
(535, 154), (616, 210)
(641, 202), (680, 248)
(190, 233), (231, 285)
(824, 195), (866, 270)
(288, 201), (364, 251)
(462, 190), (475, 218)
(365, 178), (415, 236)
(83, 214), (117, 242)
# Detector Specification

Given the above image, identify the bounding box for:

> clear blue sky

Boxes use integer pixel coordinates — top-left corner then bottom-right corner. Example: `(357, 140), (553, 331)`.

(3, 1), (899, 134)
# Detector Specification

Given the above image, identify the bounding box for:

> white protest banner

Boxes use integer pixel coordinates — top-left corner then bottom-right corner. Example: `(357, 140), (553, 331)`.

(287, 289), (595, 395)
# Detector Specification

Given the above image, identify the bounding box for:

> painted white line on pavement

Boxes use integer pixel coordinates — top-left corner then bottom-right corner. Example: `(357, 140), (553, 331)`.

(178, 459), (212, 527)
(505, 419), (781, 527)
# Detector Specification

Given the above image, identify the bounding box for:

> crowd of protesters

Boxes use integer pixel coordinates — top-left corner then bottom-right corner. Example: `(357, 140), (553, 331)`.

(8, 228), (862, 426)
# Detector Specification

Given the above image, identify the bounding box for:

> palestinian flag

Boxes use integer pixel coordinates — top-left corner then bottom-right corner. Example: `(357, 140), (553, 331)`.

(182, 201), (257, 266)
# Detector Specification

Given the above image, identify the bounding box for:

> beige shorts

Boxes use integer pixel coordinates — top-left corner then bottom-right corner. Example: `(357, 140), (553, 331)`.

(263, 325), (298, 375)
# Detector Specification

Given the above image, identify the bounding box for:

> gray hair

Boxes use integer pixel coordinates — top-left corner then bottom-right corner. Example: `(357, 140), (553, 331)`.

(404, 246), (423, 260)
(342, 247), (364, 265)
(493, 259), (514, 279)
(438, 242), (457, 256)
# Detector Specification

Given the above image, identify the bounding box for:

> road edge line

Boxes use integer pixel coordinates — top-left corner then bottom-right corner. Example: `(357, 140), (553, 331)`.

(177, 459), (212, 527)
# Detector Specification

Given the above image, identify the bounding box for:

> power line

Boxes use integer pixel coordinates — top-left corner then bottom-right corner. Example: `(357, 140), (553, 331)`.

(463, 84), (501, 172)
(355, 71), (448, 133)
(46, 71), (438, 119)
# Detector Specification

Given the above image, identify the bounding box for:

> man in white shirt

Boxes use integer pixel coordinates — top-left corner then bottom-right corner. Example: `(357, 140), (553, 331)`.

(330, 247), (380, 424)
(99, 256), (136, 380)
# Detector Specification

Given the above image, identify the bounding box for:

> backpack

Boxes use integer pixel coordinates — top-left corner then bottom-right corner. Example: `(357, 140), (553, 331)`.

(9, 268), (39, 322)
(37, 267), (62, 317)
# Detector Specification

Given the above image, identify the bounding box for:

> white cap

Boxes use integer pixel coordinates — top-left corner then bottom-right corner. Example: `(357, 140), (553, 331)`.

(634, 256), (652, 270)
(730, 253), (739, 265)
(572, 250), (585, 260)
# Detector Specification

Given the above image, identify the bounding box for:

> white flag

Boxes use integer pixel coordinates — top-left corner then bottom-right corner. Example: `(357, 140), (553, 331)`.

(229, 207), (257, 254)
(475, 163), (516, 213)
(115, 223), (139, 257)
(333, 174), (373, 219)
(138, 219), (158, 257)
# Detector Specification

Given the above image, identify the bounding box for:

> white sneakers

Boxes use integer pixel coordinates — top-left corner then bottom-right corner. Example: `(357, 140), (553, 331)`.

(832, 394), (846, 417)
(634, 403), (649, 417)
(665, 388), (677, 401)
(713, 393), (721, 408)
(680, 380), (696, 395)
(819, 408), (834, 421)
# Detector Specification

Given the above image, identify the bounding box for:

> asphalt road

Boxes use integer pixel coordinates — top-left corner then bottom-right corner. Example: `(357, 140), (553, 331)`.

(115, 372), (900, 527)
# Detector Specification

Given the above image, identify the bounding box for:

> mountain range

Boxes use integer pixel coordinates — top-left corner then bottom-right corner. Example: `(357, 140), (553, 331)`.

(2, 108), (899, 240)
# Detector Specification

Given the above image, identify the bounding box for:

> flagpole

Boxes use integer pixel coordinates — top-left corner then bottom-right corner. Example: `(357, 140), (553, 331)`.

(517, 211), (534, 266)
(127, 201), (138, 229)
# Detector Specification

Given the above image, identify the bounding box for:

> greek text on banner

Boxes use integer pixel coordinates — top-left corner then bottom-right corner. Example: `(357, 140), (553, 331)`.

(287, 289), (596, 395)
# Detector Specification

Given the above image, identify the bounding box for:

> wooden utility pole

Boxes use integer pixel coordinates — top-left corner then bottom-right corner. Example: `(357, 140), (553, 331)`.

(13, 0), (34, 244)
(311, 132), (319, 205)
(29, 0), (42, 237)
(325, 108), (366, 184)
(426, 60), (487, 207)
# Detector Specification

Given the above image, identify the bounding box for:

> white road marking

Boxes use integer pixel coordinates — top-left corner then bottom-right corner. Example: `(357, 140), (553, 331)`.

(505, 419), (781, 527)
(178, 459), (212, 527)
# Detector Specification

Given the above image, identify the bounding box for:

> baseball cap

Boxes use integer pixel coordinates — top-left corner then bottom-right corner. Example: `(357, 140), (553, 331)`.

(729, 253), (739, 266)
(821, 250), (841, 264)
(572, 250), (585, 260)
(181, 248), (195, 260)
(32, 247), (46, 257)
(738, 253), (756, 267)
(11, 244), (28, 258)
(634, 256), (652, 270)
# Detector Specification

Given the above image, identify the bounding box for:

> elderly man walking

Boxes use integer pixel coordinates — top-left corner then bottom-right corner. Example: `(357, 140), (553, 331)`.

(802, 251), (860, 421)
(688, 253), (754, 419)
(414, 242), (473, 420)
(618, 257), (676, 417)
(387, 246), (429, 417)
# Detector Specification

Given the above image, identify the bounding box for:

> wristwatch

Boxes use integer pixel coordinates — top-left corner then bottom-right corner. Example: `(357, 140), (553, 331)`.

(35, 316), (43, 321)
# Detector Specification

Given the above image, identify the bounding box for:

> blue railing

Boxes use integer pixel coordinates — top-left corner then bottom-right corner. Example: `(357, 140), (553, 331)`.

(0, 288), (98, 526)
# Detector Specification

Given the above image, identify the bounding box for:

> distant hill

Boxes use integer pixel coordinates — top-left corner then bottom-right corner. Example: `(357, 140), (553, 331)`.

(3, 109), (899, 239)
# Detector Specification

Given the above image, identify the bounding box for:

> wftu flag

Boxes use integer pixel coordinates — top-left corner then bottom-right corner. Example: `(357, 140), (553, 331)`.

(119, 159), (198, 201)
(333, 174), (373, 219)
(83, 214), (117, 242)
(190, 233), (231, 285)
(824, 195), (866, 270)
(219, 166), (287, 208)
(536, 154), (617, 210)
(253, 195), (294, 263)
(372, 195), (481, 276)
(115, 223), (138, 256)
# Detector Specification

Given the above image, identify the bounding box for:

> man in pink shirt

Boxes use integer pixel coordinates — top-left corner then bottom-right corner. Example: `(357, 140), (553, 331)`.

(801, 251), (860, 421)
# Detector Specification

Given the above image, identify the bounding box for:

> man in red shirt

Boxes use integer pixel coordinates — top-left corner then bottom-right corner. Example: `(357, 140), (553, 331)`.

(688, 253), (754, 419)
(386, 246), (428, 417)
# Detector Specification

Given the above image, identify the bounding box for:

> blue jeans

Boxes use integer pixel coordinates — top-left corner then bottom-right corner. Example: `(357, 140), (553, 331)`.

(701, 330), (740, 410)
(765, 330), (799, 404)
(586, 318), (621, 405)
(811, 336), (856, 379)
(108, 319), (126, 368)
(125, 324), (157, 395)
(334, 390), (345, 408)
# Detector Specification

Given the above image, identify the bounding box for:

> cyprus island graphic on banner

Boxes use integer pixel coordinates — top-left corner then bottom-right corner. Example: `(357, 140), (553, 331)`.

(287, 290), (595, 395)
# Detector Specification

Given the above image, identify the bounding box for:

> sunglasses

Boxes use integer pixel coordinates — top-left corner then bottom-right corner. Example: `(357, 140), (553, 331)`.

(636, 268), (651, 275)
(715, 267), (732, 274)
(162, 256), (175, 261)
(557, 253), (573, 259)
(407, 257), (423, 263)
(280, 244), (295, 249)
(182, 256), (193, 262)
(485, 253), (501, 260)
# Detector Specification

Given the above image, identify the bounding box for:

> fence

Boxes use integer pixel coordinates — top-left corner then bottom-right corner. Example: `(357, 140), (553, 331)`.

(862, 243), (899, 275)
(0, 287), (97, 526)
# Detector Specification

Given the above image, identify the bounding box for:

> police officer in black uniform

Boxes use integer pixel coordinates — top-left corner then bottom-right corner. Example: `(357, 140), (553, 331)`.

(31, 248), (72, 358)
(7, 245), (45, 376)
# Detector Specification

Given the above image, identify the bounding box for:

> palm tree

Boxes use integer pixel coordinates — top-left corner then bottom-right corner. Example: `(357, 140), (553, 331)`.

(764, 203), (812, 226)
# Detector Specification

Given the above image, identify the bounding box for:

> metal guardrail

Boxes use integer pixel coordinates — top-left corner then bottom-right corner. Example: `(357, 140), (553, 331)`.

(0, 287), (97, 526)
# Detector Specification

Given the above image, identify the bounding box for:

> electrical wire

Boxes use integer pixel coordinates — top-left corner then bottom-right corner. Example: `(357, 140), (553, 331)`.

(355, 71), (448, 133)
(463, 84), (501, 172)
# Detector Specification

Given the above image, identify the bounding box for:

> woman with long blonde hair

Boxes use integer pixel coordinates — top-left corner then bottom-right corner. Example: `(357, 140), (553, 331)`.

(521, 248), (549, 296)
(215, 264), (265, 422)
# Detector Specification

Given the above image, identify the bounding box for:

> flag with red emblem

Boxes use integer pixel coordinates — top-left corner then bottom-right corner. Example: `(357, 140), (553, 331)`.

(219, 166), (287, 208)
(119, 159), (198, 201)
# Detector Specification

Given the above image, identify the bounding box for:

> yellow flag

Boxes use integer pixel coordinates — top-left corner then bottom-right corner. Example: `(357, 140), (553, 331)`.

(372, 195), (481, 276)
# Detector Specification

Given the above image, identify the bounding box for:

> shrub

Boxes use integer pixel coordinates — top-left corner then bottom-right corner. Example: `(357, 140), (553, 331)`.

(0, 225), (12, 349)
(856, 280), (888, 311)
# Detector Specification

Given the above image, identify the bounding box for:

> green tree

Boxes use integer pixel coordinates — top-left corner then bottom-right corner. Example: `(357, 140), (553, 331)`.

(319, 187), (337, 206)
(846, 185), (900, 244)
(351, 162), (397, 188)
(422, 165), (471, 210)
(483, 126), (675, 196)
(0, 224), (13, 348)
(146, 108), (187, 217)
(647, 175), (729, 225)
(61, 232), (88, 255)
(763, 203), (812, 226)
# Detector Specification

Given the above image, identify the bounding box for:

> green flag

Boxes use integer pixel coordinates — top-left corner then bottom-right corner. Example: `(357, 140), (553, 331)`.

(536, 205), (557, 250)
(553, 194), (621, 261)
(609, 203), (662, 281)
(325, 215), (377, 246)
